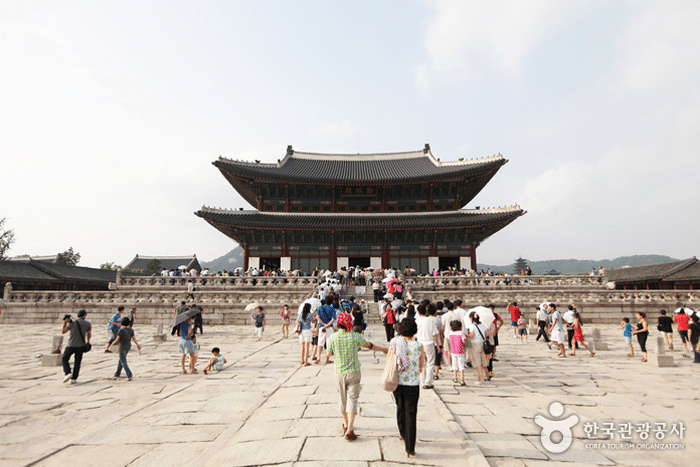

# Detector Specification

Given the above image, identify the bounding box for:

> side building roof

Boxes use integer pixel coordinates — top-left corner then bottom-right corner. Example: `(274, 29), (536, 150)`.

(0, 260), (117, 286)
(124, 255), (202, 272)
(605, 257), (698, 283)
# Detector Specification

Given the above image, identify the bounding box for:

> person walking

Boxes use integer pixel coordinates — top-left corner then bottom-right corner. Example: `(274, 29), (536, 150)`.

(632, 312), (649, 362)
(61, 309), (92, 384)
(280, 304), (291, 338)
(548, 304), (567, 358)
(536, 305), (551, 348)
(416, 303), (439, 389)
(620, 317), (634, 357)
(390, 318), (424, 457)
(688, 314), (700, 364)
(179, 317), (197, 374)
(317, 297), (336, 365)
(674, 309), (691, 357)
(466, 312), (489, 385)
(382, 302), (397, 342)
(570, 312), (595, 357)
(657, 309), (674, 351)
(105, 306), (124, 352)
(297, 303), (314, 366)
(106, 317), (141, 380)
(327, 312), (387, 441)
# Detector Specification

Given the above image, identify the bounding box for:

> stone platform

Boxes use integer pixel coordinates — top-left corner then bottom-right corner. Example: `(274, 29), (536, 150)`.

(0, 323), (697, 466)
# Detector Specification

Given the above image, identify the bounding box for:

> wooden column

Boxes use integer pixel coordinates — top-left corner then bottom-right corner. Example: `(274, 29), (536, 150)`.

(243, 247), (249, 271)
(471, 247), (477, 271)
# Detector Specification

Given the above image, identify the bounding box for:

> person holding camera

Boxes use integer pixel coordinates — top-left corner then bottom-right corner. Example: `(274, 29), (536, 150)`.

(61, 310), (92, 384)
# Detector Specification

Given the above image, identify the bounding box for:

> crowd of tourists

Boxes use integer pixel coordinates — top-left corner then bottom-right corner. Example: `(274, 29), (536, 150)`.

(57, 270), (699, 459)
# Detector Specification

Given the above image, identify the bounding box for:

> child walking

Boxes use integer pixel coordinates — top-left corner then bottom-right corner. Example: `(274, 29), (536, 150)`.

(106, 317), (141, 381)
(203, 347), (227, 374)
(517, 313), (528, 344)
(570, 312), (595, 357)
(620, 317), (634, 357)
(192, 335), (200, 368)
(448, 320), (467, 386)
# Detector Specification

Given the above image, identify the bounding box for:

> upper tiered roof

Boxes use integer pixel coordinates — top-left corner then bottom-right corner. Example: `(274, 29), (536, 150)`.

(215, 145), (506, 185)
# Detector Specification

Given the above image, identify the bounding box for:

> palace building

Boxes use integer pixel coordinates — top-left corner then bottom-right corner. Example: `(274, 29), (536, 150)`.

(196, 144), (525, 274)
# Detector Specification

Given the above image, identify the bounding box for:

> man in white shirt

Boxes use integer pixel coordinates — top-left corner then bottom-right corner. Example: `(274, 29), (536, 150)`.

(416, 303), (440, 389)
(536, 305), (551, 348)
(548, 304), (566, 357)
(453, 299), (467, 321)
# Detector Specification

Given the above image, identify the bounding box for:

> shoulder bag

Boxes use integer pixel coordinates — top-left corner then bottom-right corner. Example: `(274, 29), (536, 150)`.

(476, 325), (492, 355)
(77, 320), (91, 353)
(380, 350), (399, 392)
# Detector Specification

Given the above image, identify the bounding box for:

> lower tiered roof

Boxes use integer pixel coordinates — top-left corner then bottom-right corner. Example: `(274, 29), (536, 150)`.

(196, 206), (525, 245)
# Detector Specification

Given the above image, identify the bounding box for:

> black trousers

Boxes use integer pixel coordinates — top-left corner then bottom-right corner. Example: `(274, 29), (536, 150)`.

(393, 385), (420, 453)
(62, 346), (84, 380)
(567, 328), (578, 349)
(384, 323), (395, 342)
(536, 321), (550, 342)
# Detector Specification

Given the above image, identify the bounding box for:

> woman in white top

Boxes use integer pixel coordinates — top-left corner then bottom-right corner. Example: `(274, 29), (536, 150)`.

(466, 312), (490, 385)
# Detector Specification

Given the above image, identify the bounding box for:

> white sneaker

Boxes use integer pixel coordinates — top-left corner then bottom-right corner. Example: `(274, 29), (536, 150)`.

(69, 379), (76, 384)
(63, 374), (72, 383)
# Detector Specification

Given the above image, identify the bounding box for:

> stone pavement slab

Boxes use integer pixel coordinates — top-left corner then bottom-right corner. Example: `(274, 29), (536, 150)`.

(1, 323), (698, 466)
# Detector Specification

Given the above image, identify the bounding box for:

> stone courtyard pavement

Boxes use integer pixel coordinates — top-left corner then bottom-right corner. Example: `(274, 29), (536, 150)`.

(0, 322), (697, 467)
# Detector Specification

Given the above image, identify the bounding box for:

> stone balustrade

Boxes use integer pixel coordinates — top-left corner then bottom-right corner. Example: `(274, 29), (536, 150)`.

(117, 275), (320, 290)
(405, 274), (604, 289)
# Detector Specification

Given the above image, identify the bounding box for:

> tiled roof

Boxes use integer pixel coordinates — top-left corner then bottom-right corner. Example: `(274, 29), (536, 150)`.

(0, 260), (116, 283)
(196, 206), (525, 231)
(28, 261), (118, 283)
(214, 148), (507, 185)
(124, 255), (201, 272)
(605, 258), (698, 283)
(664, 258), (700, 281)
(0, 261), (61, 282)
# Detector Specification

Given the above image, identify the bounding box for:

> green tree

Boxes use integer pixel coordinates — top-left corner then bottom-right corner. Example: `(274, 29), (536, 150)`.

(0, 218), (15, 261)
(145, 259), (162, 275)
(99, 262), (122, 271)
(55, 247), (81, 266)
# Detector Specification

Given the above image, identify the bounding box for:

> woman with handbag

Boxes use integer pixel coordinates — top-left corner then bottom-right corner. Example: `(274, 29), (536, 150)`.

(390, 318), (424, 457)
(466, 312), (490, 385)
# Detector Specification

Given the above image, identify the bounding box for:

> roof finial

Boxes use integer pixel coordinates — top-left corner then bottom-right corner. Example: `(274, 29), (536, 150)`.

(424, 143), (430, 154)
(287, 145), (293, 156)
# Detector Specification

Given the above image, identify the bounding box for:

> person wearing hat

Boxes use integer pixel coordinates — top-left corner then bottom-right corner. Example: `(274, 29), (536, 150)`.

(61, 309), (92, 384)
(327, 312), (388, 441)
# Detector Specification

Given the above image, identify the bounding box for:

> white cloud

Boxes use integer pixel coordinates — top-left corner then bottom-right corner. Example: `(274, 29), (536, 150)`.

(415, 0), (572, 88)
(617, 1), (700, 93)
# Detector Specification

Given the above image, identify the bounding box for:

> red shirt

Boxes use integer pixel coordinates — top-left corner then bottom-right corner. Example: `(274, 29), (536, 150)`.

(674, 313), (690, 331)
(508, 307), (520, 323)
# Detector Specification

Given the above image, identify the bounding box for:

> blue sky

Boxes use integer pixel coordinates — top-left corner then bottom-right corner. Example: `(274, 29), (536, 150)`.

(2, 1), (699, 268)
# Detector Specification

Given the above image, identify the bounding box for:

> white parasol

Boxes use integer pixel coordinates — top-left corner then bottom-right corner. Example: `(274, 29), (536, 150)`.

(391, 299), (404, 309)
(674, 307), (695, 315)
(467, 306), (496, 327)
(299, 298), (321, 315)
(244, 302), (260, 312)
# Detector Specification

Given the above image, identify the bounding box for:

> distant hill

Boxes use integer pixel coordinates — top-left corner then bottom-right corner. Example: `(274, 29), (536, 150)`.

(478, 255), (681, 275)
(203, 249), (683, 276)
(201, 246), (244, 272)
